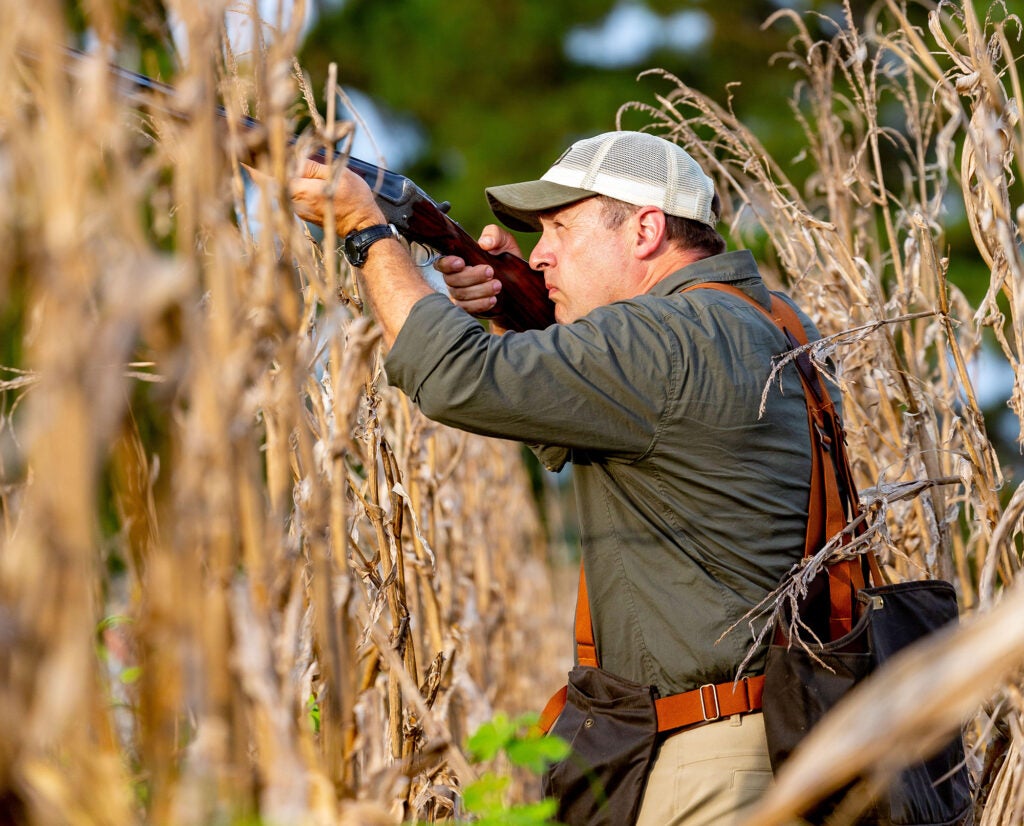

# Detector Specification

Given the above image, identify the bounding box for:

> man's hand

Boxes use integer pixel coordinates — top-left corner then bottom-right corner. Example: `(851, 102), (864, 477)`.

(278, 158), (431, 347)
(434, 225), (522, 324)
(289, 159), (386, 237)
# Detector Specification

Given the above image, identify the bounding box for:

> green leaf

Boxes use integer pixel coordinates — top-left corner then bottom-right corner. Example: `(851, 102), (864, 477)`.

(462, 774), (509, 814)
(307, 695), (321, 734)
(466, 713), (517, 762)
(97, 615), (133, 633)
(506, 734), (571, 773)
(511, 711), (540, 729)
(472, 798), (559, 826)
(458, 713), (568, 824)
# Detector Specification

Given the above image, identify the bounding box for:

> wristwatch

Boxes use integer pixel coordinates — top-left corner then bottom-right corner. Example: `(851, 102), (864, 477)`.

(343, 223), (400, 267)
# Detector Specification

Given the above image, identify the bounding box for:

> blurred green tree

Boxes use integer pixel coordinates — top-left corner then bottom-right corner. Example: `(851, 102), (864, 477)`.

(298, 0), (842, 240)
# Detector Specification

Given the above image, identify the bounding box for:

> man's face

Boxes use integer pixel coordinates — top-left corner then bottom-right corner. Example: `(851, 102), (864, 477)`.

(528, 198), (636, 324)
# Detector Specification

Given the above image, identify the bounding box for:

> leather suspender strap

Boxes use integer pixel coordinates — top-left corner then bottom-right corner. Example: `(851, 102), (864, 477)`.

(538, 685), (569, 733)
(685, 283), (873, 635)
(574, 566), (598, 668)
(765, 290), (870, 635)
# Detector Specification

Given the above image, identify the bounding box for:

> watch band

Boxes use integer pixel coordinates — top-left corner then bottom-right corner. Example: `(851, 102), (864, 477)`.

(343, 223), (399, 267)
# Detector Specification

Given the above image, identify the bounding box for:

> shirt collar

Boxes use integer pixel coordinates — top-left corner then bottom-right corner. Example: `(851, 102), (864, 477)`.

(647, 249), (763, 298)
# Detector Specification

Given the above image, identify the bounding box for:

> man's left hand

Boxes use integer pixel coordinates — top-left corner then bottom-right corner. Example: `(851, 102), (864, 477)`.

(289, 159), (386, 237)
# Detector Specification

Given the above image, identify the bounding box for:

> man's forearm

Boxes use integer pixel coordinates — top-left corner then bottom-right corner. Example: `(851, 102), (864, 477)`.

(355, 239), (437, 348)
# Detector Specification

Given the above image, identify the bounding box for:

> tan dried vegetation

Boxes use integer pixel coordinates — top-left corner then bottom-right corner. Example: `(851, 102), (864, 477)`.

(2, 0), (1024, 823)
(0, 1), (567, 824)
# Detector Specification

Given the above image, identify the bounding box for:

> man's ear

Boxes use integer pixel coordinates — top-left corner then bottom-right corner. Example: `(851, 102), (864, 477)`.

(633, 207), (668, 259)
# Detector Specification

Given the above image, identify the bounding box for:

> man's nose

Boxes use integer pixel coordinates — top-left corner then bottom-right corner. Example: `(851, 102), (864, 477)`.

(529, 236), (553, 270)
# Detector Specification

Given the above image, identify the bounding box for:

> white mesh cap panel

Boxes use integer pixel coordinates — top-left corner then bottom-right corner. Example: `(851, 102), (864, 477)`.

(540, 132), (715, 225)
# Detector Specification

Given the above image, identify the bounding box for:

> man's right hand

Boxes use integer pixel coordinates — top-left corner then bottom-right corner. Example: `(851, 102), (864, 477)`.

(434, 225), (524, 326)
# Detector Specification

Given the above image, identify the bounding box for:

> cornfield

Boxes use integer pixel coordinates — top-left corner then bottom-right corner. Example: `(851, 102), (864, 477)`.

(1, 0), (1023, 824)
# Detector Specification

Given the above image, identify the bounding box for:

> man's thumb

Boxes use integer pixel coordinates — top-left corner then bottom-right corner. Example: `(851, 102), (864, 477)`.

(479, 225), (508, 250)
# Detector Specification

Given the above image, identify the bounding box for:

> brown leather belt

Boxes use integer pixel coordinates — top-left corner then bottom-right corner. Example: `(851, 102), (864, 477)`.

(538, 673), (764, 735)
(655, 674), (764, 732)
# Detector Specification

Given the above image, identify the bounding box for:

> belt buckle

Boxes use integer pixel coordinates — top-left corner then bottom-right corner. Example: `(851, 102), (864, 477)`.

(699, 684), (721, 722)
(739, 675), (751, 707)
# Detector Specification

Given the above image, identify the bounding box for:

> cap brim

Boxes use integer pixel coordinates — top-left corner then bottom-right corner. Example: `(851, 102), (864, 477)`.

(485, 180), (596, 232)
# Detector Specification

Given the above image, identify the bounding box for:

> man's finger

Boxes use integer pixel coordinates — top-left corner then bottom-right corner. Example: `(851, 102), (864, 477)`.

(301, 158), (328, 180)
(450, 295), (499, 315)
(287, 177), (317, 204)
(442, 266), (496, 289)
(449, 280), (501, 303)
(433, 255), (466, 275)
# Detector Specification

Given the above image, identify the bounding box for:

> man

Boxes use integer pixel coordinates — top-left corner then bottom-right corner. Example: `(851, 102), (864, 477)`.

(290, 131), (819, 825)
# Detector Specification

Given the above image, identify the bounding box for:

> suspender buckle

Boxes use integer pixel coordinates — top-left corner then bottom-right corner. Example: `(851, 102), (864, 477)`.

(699, 684), (721, 721)
(814, 421), (833, 451)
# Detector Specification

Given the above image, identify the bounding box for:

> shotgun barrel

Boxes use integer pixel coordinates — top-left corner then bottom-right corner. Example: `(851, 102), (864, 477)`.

(50, 46), (556, 331)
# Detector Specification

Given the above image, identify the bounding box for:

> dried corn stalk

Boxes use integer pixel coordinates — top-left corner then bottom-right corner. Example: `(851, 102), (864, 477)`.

(0, 1), (567, 824)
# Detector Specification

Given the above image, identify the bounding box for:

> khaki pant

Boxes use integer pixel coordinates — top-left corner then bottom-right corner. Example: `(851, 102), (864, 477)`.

(634, 711), (773, 826)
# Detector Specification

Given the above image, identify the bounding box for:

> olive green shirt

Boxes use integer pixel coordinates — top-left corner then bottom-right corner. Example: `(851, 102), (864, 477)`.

(385, 250), (821, 696)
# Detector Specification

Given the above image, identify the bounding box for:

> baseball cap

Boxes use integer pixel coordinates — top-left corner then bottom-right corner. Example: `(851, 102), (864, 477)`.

(485, 131), (717, 232)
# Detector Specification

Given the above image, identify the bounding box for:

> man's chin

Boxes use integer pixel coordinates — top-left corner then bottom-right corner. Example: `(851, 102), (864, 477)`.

(554, 305), (576, 324)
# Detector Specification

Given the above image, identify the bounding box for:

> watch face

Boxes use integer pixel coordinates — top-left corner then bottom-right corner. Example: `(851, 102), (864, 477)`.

(344, 234), (365, 267)
(344, 225), (395, 267)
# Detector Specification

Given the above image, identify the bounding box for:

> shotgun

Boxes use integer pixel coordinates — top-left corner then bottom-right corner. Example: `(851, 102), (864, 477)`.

(50, 47), (556, 332)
